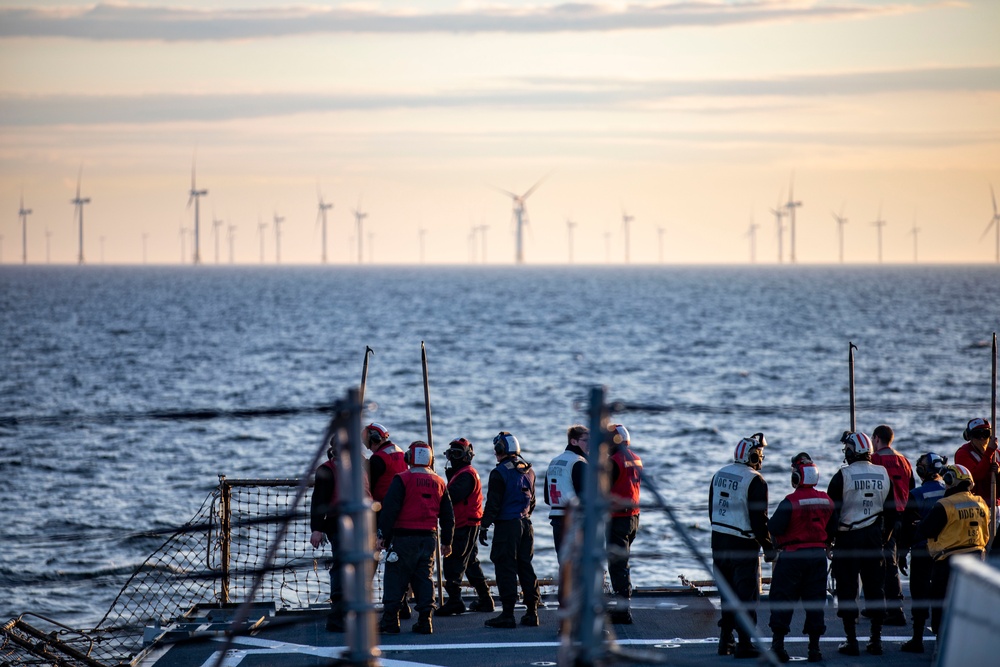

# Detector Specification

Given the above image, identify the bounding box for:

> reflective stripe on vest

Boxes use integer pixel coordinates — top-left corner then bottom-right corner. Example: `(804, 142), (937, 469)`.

(546, 450), (585, 517)
(777, 487), (834, 551)
(610, 447), (642, 517)
(449, 465), (483, 528)
(711, 463), (761, 538)
(872, 448), (913, 512)
(372, 442), (407, 502)
(927, 492), (990, 560)
(395, 469), (447, 531)
(838, 462), (891, 531)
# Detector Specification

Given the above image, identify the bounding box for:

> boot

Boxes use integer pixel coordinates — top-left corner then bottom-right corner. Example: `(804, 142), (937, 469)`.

(609, 609), (633, 624)
(838, 621), (860, 656)
(520, 606), (539, 627)
(468, 582), (495, 612)
(718, 628), (736, 656)
(807, 634), (822, 662)
(734, 631), (760, 659)
(398, 601), (412, 620)
(379, 610), (400, 634)
(412, 610), (433, 635)
(436, 596), (466, 617)
(901, 621), (925, 654)
(485, 599), (517, 629)
(771, 633), (790, 663)
(866, 621), (883, 656)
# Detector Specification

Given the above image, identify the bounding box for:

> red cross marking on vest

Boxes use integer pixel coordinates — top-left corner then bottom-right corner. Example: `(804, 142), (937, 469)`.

(549, 483), (562, 505)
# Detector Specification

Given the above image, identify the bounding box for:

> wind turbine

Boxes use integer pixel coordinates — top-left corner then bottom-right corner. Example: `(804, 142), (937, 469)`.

(784, 176), (803, 263)
(227, 224), (237, 264)
(981, 185), (1000, 263)
(352, 200), (368, 264)
(909, 215), (921, 264)
(831, 205), (848, 263)
(45, 228), (52, 264)
(770, 192), (786, 264)
(468, 226), (477, 263)
(478, 224), (490, 263)
(496, 173), (549, 264)
(71, 166), (91, 265)
(142, 232), (148, 264)
(257, 216), (267, 264)
(273, 211), (284, 264)
(621, 207), (634, 264)
(872, 204), (887, 264)
(19, 192), (32, 264)
(566, 219), (577, 264)
(212, 214), (224, 264)
(317, 190), (333, 264)
(746, 216), (759, 264)
(658, 226), (666, 264)
(100, 235), (106, 264)
(187, 159), (208, 265)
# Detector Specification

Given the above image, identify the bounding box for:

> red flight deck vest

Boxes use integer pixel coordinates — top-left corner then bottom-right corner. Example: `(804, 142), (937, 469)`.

(394, 469), (447, 531)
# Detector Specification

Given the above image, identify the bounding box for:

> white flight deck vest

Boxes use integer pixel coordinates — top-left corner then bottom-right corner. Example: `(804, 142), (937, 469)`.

(838, 461), (891, 531)
(711, 463), (762, 538)
(546, 450), (586, 518)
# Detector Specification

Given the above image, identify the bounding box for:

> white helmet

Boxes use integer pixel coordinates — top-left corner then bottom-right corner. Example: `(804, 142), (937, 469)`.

(610, 424), (630, 446)
(841, 431), (873, 462)
(734, 433), (766, 468)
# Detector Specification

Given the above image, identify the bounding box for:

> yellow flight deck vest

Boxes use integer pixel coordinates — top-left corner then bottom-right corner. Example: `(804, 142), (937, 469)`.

(928, 491), (990, 560)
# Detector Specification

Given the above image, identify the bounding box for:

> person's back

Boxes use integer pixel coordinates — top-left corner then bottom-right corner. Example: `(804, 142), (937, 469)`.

(606, 424), (641, 625)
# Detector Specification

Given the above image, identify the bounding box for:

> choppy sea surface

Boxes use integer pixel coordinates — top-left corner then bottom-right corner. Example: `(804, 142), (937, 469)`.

(1, 265), (998, 628)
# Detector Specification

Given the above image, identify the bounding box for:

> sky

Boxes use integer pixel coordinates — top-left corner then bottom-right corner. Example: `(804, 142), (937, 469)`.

(1, 0), (999, 265)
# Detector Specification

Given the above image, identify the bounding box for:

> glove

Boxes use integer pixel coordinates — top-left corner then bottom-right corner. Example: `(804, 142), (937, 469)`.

(898, 551), (909, 576)
(764, 548), (778, 563)
(478, 527), (489, 547)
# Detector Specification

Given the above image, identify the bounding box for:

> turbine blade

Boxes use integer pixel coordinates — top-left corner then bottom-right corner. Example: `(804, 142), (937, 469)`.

(992, 184), (998, 217)
(980, 219), (997, 241)
(522, 170), (553, 201)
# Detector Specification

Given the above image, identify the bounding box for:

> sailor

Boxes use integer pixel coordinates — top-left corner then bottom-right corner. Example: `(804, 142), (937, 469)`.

(709, 433), (775, 658)
(870, 424), (914, 626)
(898, 452), (947, 654)
(914, 463), (990, 635)
(308, 434), (372, 632)
(544, 425), (589, 606)
(479, 431), (540, 629)
(953, 418), (998, 553)
(767, 453), (834, 663)
(606, 424), (642, 625)
(376, 441), (454, 635)
(437, 437), (494, 616)
(826, 431), (897, 657)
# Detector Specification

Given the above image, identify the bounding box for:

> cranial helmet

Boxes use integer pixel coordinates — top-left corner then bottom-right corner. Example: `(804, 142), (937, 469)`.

(734, 433), (767, 468)
(610, 424), (630, 446)
(916, 452), (947, 481)
(963, 417), (992, 441)
(942, 463), (974, 490)
(364, 422), (390, 448)
(790, 452), (819, 488)
(840, 431), (873, 462)
(493, 431), (520, 457)
(446, 437), (474, 464)
(405, 440), (434, 469)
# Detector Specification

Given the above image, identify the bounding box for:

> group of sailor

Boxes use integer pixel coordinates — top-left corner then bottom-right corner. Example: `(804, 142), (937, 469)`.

(709, 418), (997, 662)
(309, 421), (643, 635)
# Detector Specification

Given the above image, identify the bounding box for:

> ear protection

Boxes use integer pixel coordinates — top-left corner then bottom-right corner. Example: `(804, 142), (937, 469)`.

(963, 418), (991, 441)
(405, 441), (434, 468)
(493, 431), (520, 457)
(791, 462), (819, 488)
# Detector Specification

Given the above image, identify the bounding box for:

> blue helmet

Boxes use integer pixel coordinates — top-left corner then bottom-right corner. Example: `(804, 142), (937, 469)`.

(493, 431), (520, 457)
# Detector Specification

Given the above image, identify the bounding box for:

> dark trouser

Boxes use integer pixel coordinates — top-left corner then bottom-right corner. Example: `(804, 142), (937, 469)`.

(882, 529), (903, 613)
(443, 524), (486, 598)
(831, 525), (886, 623)
(712, 533), (762, 640)
(927, 551), (985, 635)
(607, 514), (639, 599)
(768, 547), (828, 637)
(551, 515), (567, 564)
(909, 546), (934, 628)
(382, 534), (437, 614)
(325, 531), (345, 620)
(490, 517), (539, 609)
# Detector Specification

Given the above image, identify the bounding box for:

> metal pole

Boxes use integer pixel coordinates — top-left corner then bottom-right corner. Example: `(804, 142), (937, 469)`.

(340, 387), (380, 666)
(849, 342), (858, 432)
(219, 475), (231, 605)
(360, 346), (374, 407)
(421, 341), (444, 606)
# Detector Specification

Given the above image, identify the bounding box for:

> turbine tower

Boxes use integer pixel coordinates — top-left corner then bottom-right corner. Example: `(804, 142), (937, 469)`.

(981, 184), (1000, 263)
(227, 224), (237, 264)
(352, 200), (368, 264)
(910, 216), (921, 264)
(273, 211), (284, 264)
(831, 205), (848, 264)
(566, 219), (577, 264)
(142, 232), (148, 264)
(213, 215), (224, 264)
(257, 216), (267, 264)
(317, 191), (333, 264)
(496, 173), (549, 264)
(187, 159), (208, 265)
(658, 226), (666, 264)
(19, 192), (32, 264)
(770, 192), (786, 264)
(746, 217), (759, 264)
(621, 207), (634, 264)
(71, 166), (91, 265)
(784, 176), (803, 263)
(45, 228), (52, 264)
(872, 205), (887, 264)
(478, 224), (489, 263)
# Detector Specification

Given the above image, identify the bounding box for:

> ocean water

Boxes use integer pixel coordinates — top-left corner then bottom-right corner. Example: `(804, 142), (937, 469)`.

(1, 264), (998, 628)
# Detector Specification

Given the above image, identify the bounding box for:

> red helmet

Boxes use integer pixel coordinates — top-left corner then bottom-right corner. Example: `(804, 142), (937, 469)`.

(963, 418), (992, 441)
(610, 424), (630, 446)
(405, 441), (434, 469)
(791, 460), (819, 488)
(364, 422), (390, 448)
(446, 437), (474, 464)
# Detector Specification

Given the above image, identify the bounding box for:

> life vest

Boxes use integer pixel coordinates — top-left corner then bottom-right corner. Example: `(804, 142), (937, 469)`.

(448, 465), (483, 528)
(927, 491), (990, 560)
(775, 486), (833, 551)
(711, 463), (762, 538)
(546, 449), (586, 517)
(495, 457), (534, 521)
(838, 462), (891, 531)
(371, 441), (407, 502)
(910, 480), (946, 547)
(872, 447), (913, 512)
(610, 446), (642, 518)
(394, 468), (447, 531)
(954, 443), (1000, 506)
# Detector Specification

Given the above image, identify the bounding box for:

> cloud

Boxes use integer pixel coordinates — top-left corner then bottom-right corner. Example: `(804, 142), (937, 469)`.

(0, 1), (933, 41)
(1, 65), (996, 126)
